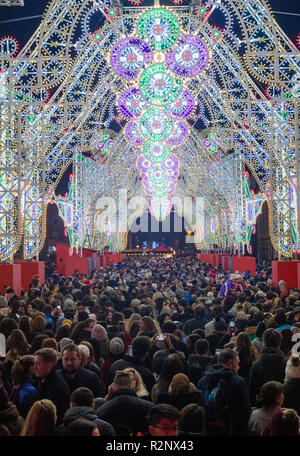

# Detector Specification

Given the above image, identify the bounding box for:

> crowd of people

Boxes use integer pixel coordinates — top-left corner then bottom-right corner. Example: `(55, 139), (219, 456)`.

(0, 254), (300, 436)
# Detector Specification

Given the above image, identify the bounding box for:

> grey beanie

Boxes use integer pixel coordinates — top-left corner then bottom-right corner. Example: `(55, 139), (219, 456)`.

(63, 298), (74, 311)
(59, 337), (73, 352)
(0, 296), (8, 308)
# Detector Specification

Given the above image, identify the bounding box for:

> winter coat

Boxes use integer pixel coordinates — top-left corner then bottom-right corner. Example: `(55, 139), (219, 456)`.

(198, 364), (251, 436)
(156, 390), (203, 410)
(95, 388), (152, 435)
(57, 406), (115, 436)
(187, 355), (213, 385)
(282, 378), (300, 416)
(59, 367), (105, 398)
(183, 317), (205, 335)
(249, 347), (288, 405)
(0, 402), (24, 436)
(34, 367), (70, 425)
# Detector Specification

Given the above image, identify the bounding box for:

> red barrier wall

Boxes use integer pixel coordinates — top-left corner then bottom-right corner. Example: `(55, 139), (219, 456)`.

(222, 256), (231, 272)
(272, 261), (300, 288)
(0, 264), (21, 296)
(14, 261), (45, 291)
(56, 243), (92, 276)
(232, 257), (256, 276)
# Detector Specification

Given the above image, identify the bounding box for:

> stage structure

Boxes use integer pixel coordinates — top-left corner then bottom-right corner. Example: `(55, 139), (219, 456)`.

(0, 0), (299, 259)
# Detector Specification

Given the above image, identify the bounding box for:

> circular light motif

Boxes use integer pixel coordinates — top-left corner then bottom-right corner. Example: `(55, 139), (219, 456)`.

(143, 141), (170, 163)
(137, 155), (152, 174)
(166, 35), (209, 77)
(168, 90), (195, 118)
(119, 88), (148, 118)
(140, 107), (173, 141)
(137, 9), (179, 51)
(126, 121), (145, 146)
(166, 121), (188, 146)
(139, 64), (181, 106)
(164, 154), (179, 171)
(110, 38), (152, 80)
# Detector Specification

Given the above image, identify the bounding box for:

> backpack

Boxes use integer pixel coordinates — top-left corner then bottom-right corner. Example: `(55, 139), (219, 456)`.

(202, 377), (231, 435)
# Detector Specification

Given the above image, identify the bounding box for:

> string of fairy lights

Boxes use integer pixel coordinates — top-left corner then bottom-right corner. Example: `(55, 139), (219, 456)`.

(0, 0), (299, 258)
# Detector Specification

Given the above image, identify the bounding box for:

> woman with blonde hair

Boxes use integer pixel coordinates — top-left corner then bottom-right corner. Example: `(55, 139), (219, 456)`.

(122, 367), (150, 400)
(20, 399), (57, 436)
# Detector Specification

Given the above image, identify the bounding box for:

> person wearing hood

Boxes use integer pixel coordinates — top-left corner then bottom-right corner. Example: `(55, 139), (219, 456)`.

(57, 387), (115, 436)
(249, 328), (288, 406)
(197, 348), (251, 435)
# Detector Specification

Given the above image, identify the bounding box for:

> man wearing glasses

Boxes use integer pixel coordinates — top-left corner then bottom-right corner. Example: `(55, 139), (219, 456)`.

(148, 404), (181, 436)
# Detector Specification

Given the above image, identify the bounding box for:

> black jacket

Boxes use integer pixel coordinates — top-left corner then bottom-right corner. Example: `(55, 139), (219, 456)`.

(198, 365), (251, 436)
(249, 346), (288, 405)
(34, 368), (70, 424)
(106, 356), (156, 393)
(57, 406), (115, 436)
(95, 388), (152, 435)
(187, 354), (213, 385)
(282, 378), (300, 416)
(59, 367), (105, 398)
(156, 390), (203, 410)
(183, 317), (205, 335)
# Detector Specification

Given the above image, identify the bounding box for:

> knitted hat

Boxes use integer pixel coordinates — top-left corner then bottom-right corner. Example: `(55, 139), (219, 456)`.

(285, 355), (300, 379)
(91, 324), (107, 342)
(109, 337), (124, 355)
(59, 337), (73, 352)
(63, 298), (74, 312)
(0, 296), (8, 308)
(78, 311), (89, 322)
(89, 313), (97, 321)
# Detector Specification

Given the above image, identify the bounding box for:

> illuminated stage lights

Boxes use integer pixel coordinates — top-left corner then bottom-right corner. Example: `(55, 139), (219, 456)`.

(168, 89), (195, 119)
(118, 88), (148, 119)
(139, 64), (181, 106)
(110, 37), (152, 80)
(126, 121), (145, 146)
(137, 9), (180, 52)
(166, 35), (210, 78)
(140, 107), (173, 141)
(166, 121), (188, 146)
(143, 141), (170, 163)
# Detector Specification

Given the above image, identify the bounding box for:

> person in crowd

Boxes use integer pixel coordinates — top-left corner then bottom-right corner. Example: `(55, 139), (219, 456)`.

(0, 376), (24, 436)
(10, 355), (36, 418)
(248, 381), (285, 436)
(122, 367), (150, 400)
(147, 403), (181, 437)
(20, 399), (57, 436)
(249, 328), (288, 405)
(106, 336), (156, 394)
(233, 332), (259, 385)
(33, 347), (70, 424)
(179, 403), (206, 436)
(78, 344), (102, 379)
(282, 354), (300, 416)
(57, 387), (115, 436)
(270, 408), (300, 436)
(156, 373), (202, 410)
(96, 372), (152, 435)
(65, 417), (101, 436)
(198, 348), (251, 435)
(59, 343), (105, 398)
